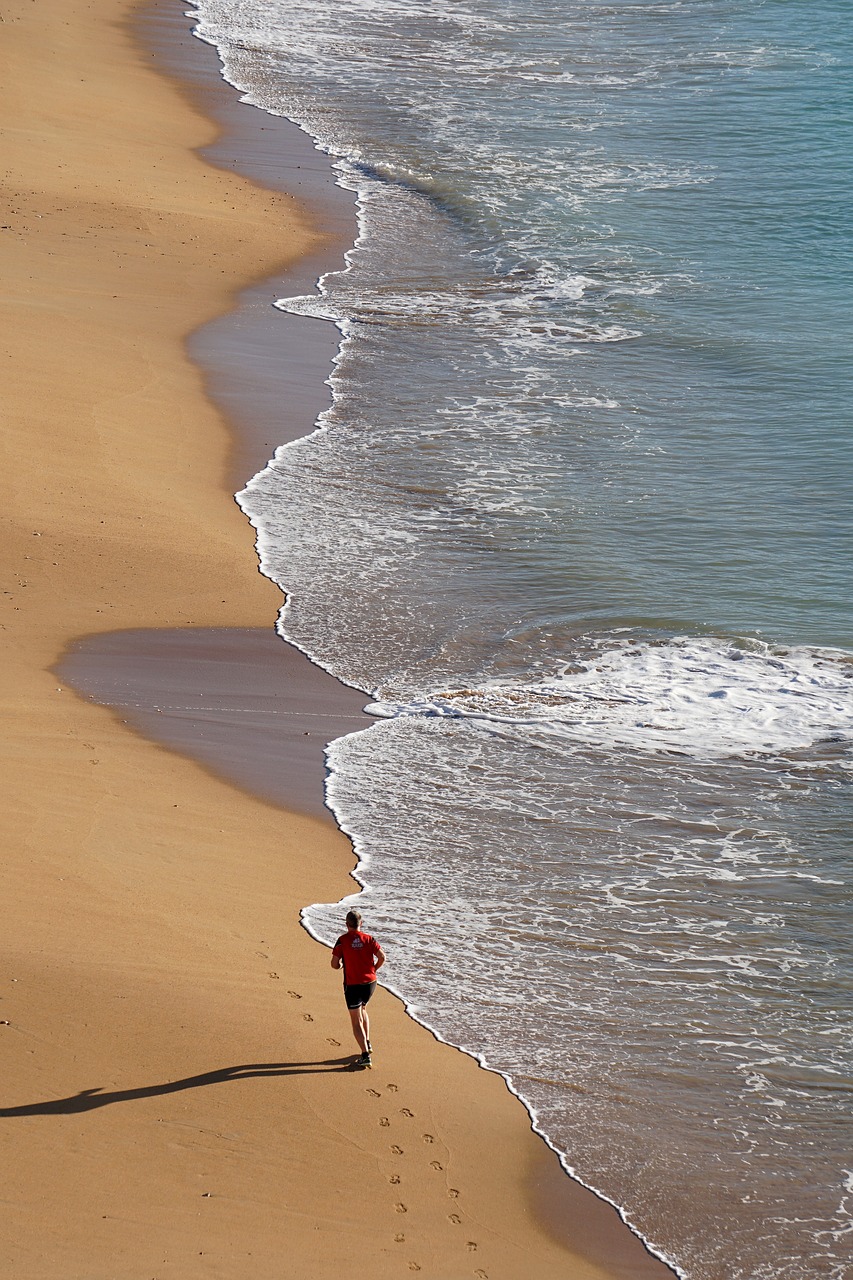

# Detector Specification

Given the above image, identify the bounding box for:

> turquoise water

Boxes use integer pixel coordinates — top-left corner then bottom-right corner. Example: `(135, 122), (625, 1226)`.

(192, 2), (853, 1276)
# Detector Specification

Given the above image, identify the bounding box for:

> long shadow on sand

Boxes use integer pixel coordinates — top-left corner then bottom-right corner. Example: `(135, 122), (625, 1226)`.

(0, 1059), (358, 1117)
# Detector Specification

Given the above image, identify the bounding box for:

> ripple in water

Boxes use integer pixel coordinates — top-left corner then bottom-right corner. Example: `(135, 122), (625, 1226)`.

(192, 0), (853, 1275)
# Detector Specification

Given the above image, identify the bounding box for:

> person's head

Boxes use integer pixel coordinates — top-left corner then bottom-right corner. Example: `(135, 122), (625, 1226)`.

(345, 909), (362, 931)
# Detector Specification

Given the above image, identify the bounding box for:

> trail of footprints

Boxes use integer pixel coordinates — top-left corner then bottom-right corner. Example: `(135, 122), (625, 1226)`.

(368, 1082), (485, 1277)
(283, 981), (485, 1275)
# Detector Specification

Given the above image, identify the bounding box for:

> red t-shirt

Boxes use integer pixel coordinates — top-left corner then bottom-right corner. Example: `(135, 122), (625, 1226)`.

(333, 930), (381, 985)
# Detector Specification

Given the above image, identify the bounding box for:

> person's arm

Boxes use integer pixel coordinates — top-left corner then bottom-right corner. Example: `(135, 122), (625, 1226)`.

(374, 944), (386, 972)
(331, 941), (342, 970)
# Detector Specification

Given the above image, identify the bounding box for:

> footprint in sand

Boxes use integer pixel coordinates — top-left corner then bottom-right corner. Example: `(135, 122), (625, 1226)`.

(394, 1233), (405, 1243)
(256, 951), (269, 959)
(287, 990), (302, 999)
(391, 1145), (404, 1155)
(303, 1014), (314, 1022)
(474, 1270), (488, 1279)
(389, 1175), (401, 1185)
(326, 1038), (340, 1047)
(386, 1083), (399, 1092)
(395, 1203), (408, 1214)
(400, 1108), (414, 1118)
(408, 1264), (421, 1272)
(379, 1117), (390, 1127)
(422, 1134), (435, 1144)
(366, 1088), (381, 1098)
(467, 1242), (478, 1252)
(269, 972), (280, 980)
(448, 1188), (460, 1199)
(448, 1213), (461, 1225)
(430, 1160), (443, 1171)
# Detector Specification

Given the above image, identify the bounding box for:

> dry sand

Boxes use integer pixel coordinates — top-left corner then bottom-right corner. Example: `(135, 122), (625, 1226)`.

(0, 0), (674, 1275)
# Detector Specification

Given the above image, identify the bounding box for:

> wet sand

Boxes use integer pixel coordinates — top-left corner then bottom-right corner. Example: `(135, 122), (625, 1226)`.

(58, 627), (372, 821)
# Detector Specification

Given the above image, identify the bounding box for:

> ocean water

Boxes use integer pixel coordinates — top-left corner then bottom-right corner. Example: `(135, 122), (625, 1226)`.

(190, 2), (853, 1277)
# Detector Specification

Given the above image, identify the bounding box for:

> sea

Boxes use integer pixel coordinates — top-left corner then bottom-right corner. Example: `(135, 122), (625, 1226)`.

(189, 2), (852, 1277)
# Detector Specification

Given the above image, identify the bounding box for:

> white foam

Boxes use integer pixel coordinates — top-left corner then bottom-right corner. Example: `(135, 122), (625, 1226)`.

(368, 638), (853, 759)
(189, 4), (853, 1278)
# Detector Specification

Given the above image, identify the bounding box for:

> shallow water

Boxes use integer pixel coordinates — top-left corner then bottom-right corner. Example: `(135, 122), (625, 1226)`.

(191, 1), (853, 1275)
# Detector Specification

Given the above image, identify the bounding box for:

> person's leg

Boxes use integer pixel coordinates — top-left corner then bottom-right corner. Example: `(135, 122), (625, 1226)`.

(347, 1005), (367, 1053)
(360, 1005), (371, 1050)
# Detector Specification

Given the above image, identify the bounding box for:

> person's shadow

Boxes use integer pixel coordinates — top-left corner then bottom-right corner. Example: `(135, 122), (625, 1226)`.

(0, 1058), (358, 1117)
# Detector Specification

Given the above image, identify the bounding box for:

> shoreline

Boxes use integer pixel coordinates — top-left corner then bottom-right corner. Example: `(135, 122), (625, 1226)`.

(134, 0), (357, 492)
(132, 6), (679, 1275)
(1, 0), (674, 1275)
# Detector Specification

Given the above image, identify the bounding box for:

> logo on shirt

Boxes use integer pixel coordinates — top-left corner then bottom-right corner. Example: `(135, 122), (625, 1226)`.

(352, 938), (363, 948)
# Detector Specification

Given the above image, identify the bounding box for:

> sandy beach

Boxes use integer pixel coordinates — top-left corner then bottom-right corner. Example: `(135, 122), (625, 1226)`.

(0, 1), (674, 1276)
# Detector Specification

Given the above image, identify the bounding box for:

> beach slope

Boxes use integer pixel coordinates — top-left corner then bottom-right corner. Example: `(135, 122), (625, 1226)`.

(0, 1), (672, 1276)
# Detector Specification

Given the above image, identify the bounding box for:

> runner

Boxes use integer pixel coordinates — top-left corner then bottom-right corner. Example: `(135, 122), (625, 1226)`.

(331, 909), (385, 1067)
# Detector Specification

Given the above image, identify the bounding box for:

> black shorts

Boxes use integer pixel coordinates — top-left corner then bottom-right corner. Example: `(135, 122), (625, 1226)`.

(344, 981), (376, 1010)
